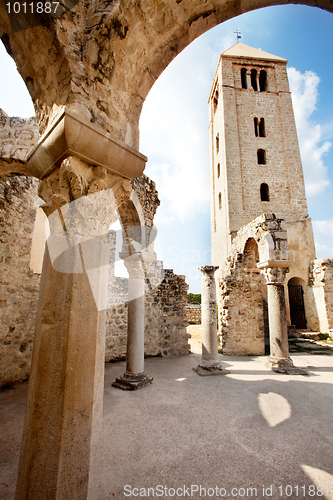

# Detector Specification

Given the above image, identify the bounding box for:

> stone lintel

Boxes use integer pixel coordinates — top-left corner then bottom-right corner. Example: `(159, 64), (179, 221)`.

(257, 260), (291, 269)
(27, 107), (147, 180)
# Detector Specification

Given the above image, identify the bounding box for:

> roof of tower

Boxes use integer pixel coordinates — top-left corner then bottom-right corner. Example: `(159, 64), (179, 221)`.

(221, 42), (287, 62)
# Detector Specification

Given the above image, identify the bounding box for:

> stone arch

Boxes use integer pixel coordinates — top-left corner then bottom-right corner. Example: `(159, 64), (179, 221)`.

(228, 214), (290, 271)
(1, 2), (332, 148)
(243, 237), (259, 267)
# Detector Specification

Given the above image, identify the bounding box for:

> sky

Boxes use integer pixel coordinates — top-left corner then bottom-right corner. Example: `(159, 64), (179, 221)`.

(1, 4), (333, 292)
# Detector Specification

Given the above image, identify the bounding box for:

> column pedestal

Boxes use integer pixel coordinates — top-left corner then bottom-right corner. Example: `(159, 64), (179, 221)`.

(194, 266), (229, 376)
(112, 252), (153, 390)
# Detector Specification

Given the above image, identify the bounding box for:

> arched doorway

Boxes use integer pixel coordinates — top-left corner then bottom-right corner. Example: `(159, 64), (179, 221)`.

(288, 277), (307, 329)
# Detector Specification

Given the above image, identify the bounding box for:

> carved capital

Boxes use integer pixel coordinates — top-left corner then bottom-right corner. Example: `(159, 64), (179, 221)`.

(120, 251), (155, 279)
(38, 156), (132, 216)
(39, 156), (132, 236)
(262, 266), (289, 285)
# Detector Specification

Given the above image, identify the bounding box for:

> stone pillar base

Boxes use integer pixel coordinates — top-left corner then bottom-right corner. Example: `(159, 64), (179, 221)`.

(267, 356), (308, 375)
(193, 362), (230, 377)
(112, 371), (153, 391)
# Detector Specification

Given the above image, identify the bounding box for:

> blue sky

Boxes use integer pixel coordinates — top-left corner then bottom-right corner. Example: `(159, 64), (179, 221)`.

(1, 4), (333, 292)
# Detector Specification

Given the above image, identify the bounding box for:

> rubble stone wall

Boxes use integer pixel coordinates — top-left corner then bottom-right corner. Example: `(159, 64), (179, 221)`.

(106, 268), (190, 361)
(219, 262), (266, 356)
(0, 175), (40, 387)
(310, 259), (333, 335)
(186, 306), (201, 325)
(0, 115), (190, 386)
(0, 109), (39, 175)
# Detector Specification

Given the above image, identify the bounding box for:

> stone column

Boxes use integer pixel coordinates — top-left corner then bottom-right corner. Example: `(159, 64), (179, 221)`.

(112, 251), (154, 390)
(15, 109), (147, 500)
(263, 266), (307, 375)
(194, 266), (229, 376)
(246, 70), (252, 90)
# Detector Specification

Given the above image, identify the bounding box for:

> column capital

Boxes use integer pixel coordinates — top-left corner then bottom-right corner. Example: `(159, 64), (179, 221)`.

(38, 155), (132, 216)
(199, 265), (219, 274)
(119, 251), (155, 277)
(261, 266), (289, 285)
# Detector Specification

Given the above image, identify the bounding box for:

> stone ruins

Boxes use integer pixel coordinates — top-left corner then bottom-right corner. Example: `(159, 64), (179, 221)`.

(0, 109), (190, 389)
(0, 1), (332, 498)
(209, 43), (333, 369)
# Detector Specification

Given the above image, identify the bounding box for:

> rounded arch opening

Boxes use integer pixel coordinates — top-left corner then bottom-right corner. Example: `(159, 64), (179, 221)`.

(288, 277), (307, 329)
(243, 237), (259, 267)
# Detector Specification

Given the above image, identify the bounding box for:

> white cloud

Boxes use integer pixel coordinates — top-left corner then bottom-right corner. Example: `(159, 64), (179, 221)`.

(288, 67), (331, 197)
(140, 35), (219, 224)
(312, 219), (333, 258)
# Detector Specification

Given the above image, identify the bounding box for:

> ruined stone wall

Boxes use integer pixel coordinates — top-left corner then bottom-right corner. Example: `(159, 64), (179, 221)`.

(0, 109), (39, 175)
(185, 305), (201, 325)
(310, 259), (333, 335)
(0, 114), (190, 386)
(218, 259), (266, 356)
(106, 267), (190, 361)
(0, 175), (40, 387)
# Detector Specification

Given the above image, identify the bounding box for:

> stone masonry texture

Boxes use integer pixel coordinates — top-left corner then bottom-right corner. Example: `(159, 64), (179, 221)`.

(185, 305), (201, 325)
(0, 112), (190, 387)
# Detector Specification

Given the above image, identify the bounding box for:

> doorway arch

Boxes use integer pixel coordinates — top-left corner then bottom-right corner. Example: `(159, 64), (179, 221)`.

(288, 277), (307, 329)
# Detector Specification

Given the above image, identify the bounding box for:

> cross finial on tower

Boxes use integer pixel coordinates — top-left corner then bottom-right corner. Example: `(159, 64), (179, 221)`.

(234, 29), (241, 41)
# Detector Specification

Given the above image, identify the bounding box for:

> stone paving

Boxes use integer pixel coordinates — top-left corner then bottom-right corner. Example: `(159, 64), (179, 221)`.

(1, 345), (333, 500)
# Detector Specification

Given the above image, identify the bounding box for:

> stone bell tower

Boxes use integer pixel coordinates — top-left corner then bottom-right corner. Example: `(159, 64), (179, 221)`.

(209, 42), (319, 346)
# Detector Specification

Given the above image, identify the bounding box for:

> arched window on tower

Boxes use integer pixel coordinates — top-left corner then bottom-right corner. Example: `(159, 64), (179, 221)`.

(216, 133), (219, 153)
(259, 118), (265, 137)
(257, 148), (266, 165)
(260, 183), (270, 202)
(213, 87), (219, 112)
(259, 70), (267, 92)
(254, 117), (259, 137)
(218, 192), (222, 210)
(241, 68), (247, 89)
(217, 163), (220, 178)
(251, 69), (258, 91)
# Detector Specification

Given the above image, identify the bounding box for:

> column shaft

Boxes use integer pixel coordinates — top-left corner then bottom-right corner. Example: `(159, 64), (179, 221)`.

(194, 266), (229, 376)
(201, 270), (219, 365)
(267, 282), (290, 360)
(262, 265), (307, 374)
(15, 241), (107, 500)
(126, 276), (145, 374)
(112, 252), (153, 390)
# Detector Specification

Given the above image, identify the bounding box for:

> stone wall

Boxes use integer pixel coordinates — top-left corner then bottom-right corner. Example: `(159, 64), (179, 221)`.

(218, 256), (267, 356)
(0, 113), (190, 387)
(106, 265), (190, 361)
(310, 259), (333, 336)
(0, 109), (39, 175)
(0, 175), (40, 387)
(185, 305), (201, 325)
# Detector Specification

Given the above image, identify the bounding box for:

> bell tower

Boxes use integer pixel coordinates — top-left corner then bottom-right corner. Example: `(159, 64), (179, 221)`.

(209, 42), (317, 335)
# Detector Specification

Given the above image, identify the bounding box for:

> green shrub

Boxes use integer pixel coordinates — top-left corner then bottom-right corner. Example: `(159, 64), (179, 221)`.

(187, 293), (201, 304)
